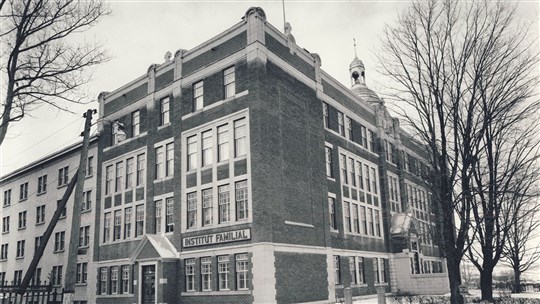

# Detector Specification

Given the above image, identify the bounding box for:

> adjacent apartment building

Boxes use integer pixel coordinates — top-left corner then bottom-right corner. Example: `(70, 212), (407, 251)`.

(0, 138), (98, 304)
(93, 7), (449, 304)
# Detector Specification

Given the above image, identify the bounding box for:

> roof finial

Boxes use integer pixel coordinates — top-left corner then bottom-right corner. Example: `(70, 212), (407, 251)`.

(353, 38), (358, 58)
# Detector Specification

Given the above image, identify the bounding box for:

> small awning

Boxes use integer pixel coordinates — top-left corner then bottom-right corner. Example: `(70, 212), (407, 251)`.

(130, 234), (178, 262)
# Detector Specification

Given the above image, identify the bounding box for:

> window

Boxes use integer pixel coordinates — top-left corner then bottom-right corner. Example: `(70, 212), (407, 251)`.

(375, 258), (387, 283)
(234, 118), (246, 157)
(333, 255), (340, 285)
(19, 182), (28, 200)
(344, 202), (351, 232)
(0, 244), (8, 260)
(185, 259), (195, 291)
(56, 200), (67, 218)
(0, 272), (5, 284)
(32, 268), (41, 285)
(124, 207), (132, 239)
(82, 190), (92, 212)
(235, 180), (248, 220)
(367, 208), (373, 236)
(122, 265), (130, 294)
(201, 130), (213, 166)
(126, 158), (134, 188)
(217, 124), (229, 162)
(218, 185), (230, 223)
(155, 146), (164, 179)
(187, 136), (197, 171)
(86, 156), (94, 177)
(223, 66), (235, 98)
(165, 198), (174, 232)
(115, 162), (124, 192)
(388, 175), (401, 212)
(368, 130), (375, 152)
(136, 153), (146, 186)
(374, 210), (381, 237)
(160, 97), (170, 126)
(103, 213), (111, 242)
(218, 255), (230, 290)
(16, 240), (25, 258)
(360, 206), (367, 234)
(166, 143), (174, 177)
(18, 211), (26, 229)
(346, 117), (353, 140)
(357, 257), (365, 283)
(328, 197), (336, 230)
(76, 262), (88, 284)
(135, 204), (144, 237)
(2, 216), (9, 233)
(201, 257), (212, 291)
(132, 110), (140, 136)
(105, 165), (113, 195)
(352, 204), (359, 233)
(155, 200), (162, 234)
(349, 158), (356, 187)
(340, 154), (348, 184)
(187, 192), (197, 229)
(356, 161), (363, 190)
(236, 253), (248, 290)
(349, 257), (357, 285)
(36, 205), (45, 224)
(79, 226), (90, 248)
(111, 266), (119, 294)
(3, 189), (11, 206)
(54, 231), (65, 252)
(202, 189), (213, 226)
(325, 146), (333, 178)
(38, 175), (47, 194)
(322, 102), (329, 128)
(100, 268), (108, 294)
(14, 270), (22, 285)
(337, 112), (345, 135)
(360, 125), (367, 148)
(193, 81), (204, 112)
(371, 168), (378, 194)
(58, 166), (69, 187)
(113, 210), (122, 241)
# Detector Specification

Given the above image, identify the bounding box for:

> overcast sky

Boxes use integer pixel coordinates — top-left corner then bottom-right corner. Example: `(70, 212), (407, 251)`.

(1, 1), (538, 175)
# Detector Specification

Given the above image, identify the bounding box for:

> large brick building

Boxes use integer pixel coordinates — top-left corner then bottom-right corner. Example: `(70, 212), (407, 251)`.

(0, 138), (98, 304)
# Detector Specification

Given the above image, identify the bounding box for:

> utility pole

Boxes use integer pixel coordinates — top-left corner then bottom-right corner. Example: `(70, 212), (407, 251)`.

(64, 109), (96, 304)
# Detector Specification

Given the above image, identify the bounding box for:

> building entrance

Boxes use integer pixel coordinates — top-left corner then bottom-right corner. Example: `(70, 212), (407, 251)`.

(142, 265), (156, 304)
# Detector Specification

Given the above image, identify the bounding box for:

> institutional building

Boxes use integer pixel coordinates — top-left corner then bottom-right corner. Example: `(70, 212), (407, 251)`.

(0, 138), (98, 304)
(93, 7), (449, 304)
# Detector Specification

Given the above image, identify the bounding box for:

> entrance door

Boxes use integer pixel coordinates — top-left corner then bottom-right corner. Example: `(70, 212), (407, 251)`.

(142, 265), (156, 304)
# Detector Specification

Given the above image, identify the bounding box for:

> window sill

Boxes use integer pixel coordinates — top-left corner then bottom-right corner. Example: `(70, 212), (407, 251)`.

(351, 283), (368, 288)
(2, 231), (8, 234)
(2, 204), (10, 208)
(330, 229), (339, 233)
(19, 198), (27, 202)
(36, 222), (45, 226)
(181, 290), (252, 296)
(0, 259), (7, 262)
(16, 256), (24, 260)
(58, 216), (66, 220)
(181, 90), (249, 121)
(85, 174), (94, 179)
(57, 184), (68, 189)
(54, 250), (65, 254)
(18, 227), (26, 231)
(374, 283), (389, 287)
(153, 176), (173, 184)
(96, 294), (133, 298)
(81, 209), (92, 214)
(157, 123), (171, 131)
(75, 283), (87, 287)
(104, 131), (148, 153)
(327, 177), (336, 182)
(37, 191), (46, 196)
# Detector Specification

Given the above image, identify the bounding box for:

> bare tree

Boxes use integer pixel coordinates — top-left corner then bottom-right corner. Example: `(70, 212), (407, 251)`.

(378, 1), (539, 303)
(0, 0), (110, 146)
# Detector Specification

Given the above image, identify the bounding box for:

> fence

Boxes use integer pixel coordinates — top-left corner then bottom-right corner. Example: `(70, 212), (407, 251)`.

(0, 281), (63, 304)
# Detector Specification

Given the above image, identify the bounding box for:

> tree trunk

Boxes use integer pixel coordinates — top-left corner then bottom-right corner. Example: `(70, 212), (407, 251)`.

(513, 269), (522, 293)
(480, 269), (494, 302)
(447, 257), (464, 304)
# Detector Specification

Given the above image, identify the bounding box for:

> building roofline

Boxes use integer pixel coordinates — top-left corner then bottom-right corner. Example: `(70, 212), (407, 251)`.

(0, 135), (99, 184)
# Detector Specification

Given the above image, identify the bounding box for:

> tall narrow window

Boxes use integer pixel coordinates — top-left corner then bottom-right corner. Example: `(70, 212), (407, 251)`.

(103, 213), (111, 242)
(121, 265), (130, 294)
(223, 66), (235, 98)
(360, 206), (367, 234)
(37, 175), (47, 194)
(52, 266), (63, 286)
(349, 158), (356, 187)
(187, 192), (197, 229)
(115, 162), (123, 192)
(360, 126), (367, 147)
(357, 161), (364, 190)
(374, 210), (381, 237)
(371, 168), (378, 194)
(357, 257), (365, 283)
(340, 154), (348, 184)
(113, 210), (122, 241)
(16, 240), (25, 257)
(124, 207), (132, 239)
(160, 97), (170, 125)
(236, 253), (248, 290)
(36, 205), (45, 224)
(218, 185), (230, 223)
(364, 164), (371, 192)
(132, 110), (140, 136)
(82, 190), (92, 211)
(135, 205), (144, 237)
(201, 257), (212, 291)
(202, 189), (213, 226)
(3, 189), (11, 207)
(126, 157), (134, 188)
(79, 226), (90, 248)
(234, 118), (246, 157)
(217, 124), (229, 162)
(346, 117), (353, 140)
(136, 153), (145, 186)
(344, 202), (351, 232)
(155, 146), (164, 179)
(0, 244), (7, 260)
(187, 136), (197, 171)
(165, 198), (174, 232)
(367, 208), (374, 235)
(374, 258), (379, 283)
(54, 231), (64, 252)
(166, 143), (174, 177)
(218, 255), (230, 290)
(111, 266), (119, 294)
(235, 181), (248, 220)
(2, 216), (9, 233)
(325, 146), (333, 178)
(349, 257), (357, 285)
(18, 211), (26, 229)
(58, 166), (69, 187)
(368, 130), (375, 152)
(352, 204), (359, 233)
(105, 165), (113, 195)
(76, 262), (88, 284)
(337, 112), (345, 135)
(322, 102), (329, 128)
(56, 200), (66, 218)
(86, 156), (94, 177)
(328, 197), (336, 230)
(333, 256), (341, 285)
(193, 81), (204, 112)
(185, 259), (195, 291)
(19, 182), (28, 201)
(201, 130), (213, 166)
(100, 268), (108, 294)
